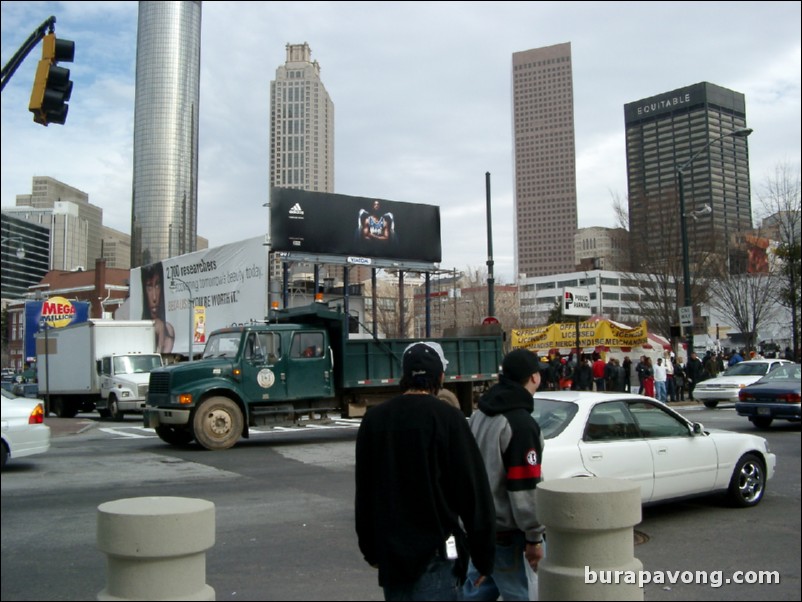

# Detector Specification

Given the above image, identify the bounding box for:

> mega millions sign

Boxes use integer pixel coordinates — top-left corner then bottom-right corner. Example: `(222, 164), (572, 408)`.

(25, 297), (90, 362)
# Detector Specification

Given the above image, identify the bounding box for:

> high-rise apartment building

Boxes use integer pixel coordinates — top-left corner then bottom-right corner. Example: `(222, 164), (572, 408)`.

(624, 82), (751, 270)
(512, 42), (578, 279)
(131, 1), (202, 268)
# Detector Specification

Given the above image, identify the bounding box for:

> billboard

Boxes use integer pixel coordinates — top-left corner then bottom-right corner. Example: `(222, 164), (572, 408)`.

(130, 237), (267, 356)
(270, 188), (442, 263)
(25, 297), (91, 362)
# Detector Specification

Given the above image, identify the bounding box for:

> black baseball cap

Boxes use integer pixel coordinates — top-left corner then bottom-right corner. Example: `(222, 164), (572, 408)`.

(403, 342), (447, 379)
(502, 348), (540, 383)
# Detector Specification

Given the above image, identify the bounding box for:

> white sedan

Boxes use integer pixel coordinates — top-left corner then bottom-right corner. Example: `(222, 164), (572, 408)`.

(533, 391), (775, 507)
(693, 359), (794, 408)
(1, 389), (51, 470)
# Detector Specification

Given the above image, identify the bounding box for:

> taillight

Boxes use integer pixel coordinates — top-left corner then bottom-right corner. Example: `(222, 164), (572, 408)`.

(780, 393), (801, 404)
(29, 403), (45, 425)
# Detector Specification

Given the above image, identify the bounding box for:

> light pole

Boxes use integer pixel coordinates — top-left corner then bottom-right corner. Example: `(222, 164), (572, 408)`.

(677, 127), (753, 355)
(171, 276), (195, 362)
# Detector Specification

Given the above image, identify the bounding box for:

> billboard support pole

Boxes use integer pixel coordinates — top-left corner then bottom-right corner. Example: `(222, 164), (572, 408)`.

(485, 172), (495, 318)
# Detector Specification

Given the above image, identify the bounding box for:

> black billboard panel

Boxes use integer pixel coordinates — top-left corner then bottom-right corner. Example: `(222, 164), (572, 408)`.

(270, 188), (442, 263)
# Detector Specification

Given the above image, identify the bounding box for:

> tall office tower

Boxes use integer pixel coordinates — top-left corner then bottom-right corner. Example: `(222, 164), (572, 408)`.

(270, 43), (334, 194)
(512, 42), (578, 279)
(131, 1), (202, 268)
(624, 82), (751, 271)
(269, 43), (336, 284)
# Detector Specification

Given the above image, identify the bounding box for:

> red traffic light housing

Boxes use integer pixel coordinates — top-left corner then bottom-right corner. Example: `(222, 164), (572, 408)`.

(29, 32), (74, 126)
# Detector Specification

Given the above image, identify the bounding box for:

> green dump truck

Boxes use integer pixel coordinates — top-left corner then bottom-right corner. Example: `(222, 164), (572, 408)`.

(144, 303), (503, 450)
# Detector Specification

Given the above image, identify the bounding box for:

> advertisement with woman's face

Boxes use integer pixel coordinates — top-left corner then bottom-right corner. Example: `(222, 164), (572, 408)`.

(140, 262), (175, 353)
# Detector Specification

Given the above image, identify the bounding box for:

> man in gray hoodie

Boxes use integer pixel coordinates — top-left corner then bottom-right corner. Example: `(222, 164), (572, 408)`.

(463, 348), (545, 601)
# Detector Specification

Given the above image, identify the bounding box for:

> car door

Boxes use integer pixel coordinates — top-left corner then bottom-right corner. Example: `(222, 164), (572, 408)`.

(241, 332), (288, 401)
(577, 400), (655, 503)
(627, 400), (718, 502)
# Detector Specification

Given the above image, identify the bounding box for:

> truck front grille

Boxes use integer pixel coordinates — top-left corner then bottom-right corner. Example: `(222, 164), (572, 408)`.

(149, 372), (171, 396)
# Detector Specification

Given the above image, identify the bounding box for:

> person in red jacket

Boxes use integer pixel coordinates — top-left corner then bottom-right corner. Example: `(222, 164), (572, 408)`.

(592, 355), (607, 391)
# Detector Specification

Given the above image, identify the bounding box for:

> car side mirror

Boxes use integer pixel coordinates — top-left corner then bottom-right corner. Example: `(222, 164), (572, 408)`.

(691, 422), (705, 436)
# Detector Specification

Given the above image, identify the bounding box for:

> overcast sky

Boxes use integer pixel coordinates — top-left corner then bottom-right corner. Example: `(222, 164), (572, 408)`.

(2, 1), (800, 282)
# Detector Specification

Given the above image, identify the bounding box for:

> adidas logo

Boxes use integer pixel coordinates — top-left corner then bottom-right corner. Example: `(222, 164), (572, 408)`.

(289, 203), (304, 216)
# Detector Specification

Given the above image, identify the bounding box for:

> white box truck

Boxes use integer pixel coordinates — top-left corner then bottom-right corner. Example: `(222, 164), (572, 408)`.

(36, 320), (163, 419)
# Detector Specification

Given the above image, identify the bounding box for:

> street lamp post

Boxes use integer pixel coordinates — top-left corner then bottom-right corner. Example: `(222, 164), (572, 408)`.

(677, 127), (753, 355)
(171, 276), (194, 362)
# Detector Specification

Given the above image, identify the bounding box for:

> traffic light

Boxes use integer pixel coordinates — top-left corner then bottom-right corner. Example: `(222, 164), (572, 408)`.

(28, 32), (74, 126)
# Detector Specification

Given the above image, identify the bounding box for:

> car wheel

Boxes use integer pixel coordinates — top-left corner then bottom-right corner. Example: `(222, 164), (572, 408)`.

(109, 397), (124, 422)
(749, 416), (773, 429)
(1, 443), (7, 471)
(155, 425), (195, 447)
(703, 400), (719, 408)
(728, 453), (765, 507)
(192, 397), (243, 451)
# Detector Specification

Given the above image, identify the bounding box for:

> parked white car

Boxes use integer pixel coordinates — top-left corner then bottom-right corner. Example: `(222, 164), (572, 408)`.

(532, 391), (775, 507)
(1, 389), (51, 470)
(694, 359), (794, 408)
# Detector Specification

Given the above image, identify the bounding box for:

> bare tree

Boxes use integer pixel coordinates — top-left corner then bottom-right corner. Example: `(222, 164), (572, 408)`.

(707, 269), (781, 352)
(756, 162), (801, 358)
(612, 190), (718, 340)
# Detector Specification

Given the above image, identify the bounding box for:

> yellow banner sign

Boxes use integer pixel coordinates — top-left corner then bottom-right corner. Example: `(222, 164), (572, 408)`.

(512, 320), (649, 350)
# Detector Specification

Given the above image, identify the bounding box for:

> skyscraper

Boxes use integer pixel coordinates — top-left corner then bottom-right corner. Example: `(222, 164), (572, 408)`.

(131, 1), (202, 268)
(624, 82), (751, 270)
(270, 43), (334, 193)
(269, 43), (335, 285)
(512, 42), (578, 279)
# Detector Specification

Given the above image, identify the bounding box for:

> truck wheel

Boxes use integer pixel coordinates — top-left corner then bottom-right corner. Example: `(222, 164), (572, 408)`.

(109, 397), (124, 422)
(155, 425), (195, 446)
(193, 397), (243, 450)
(53, 398), (78, 418)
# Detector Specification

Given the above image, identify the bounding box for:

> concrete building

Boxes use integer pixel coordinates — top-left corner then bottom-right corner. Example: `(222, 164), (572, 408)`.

(574, 227), (630, 272)
(624, 82), (752, 270)
(13, 176), (101, 271)
(131, 0), (202, 267)
(518, 269), (671, 328)
(512, 42), (578, 279)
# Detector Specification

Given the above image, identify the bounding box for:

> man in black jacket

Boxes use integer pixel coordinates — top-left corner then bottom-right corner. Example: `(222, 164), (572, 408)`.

(355, 342), (496, 600)
(686, 352), (704, 401)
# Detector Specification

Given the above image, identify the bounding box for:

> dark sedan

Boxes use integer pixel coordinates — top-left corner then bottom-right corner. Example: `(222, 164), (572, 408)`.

(736, 363), (801, 429)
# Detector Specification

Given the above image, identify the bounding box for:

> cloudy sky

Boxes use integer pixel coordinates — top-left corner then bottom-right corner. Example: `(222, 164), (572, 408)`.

(2, 1), (800, 282)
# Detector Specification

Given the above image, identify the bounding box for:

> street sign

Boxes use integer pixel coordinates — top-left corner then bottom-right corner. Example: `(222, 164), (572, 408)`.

(679, 306), (694, 327)
(563, 287), (592, 317)
(482, 316), (500, 326)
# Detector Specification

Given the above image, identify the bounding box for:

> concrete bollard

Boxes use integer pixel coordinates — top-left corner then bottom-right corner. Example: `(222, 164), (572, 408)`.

(97, 496), (216, 601)
(536, 478), (643, 601)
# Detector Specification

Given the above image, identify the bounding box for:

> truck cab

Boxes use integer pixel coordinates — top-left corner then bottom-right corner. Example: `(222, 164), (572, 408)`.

(97, 353), (164, 421)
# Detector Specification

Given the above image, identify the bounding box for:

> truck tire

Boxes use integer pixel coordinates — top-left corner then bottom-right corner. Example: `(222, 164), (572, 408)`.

(192, 397), (243, 450)
(155, 425), (195, 447)
(52, 397), (78, 419)
(108, 396), (124, 422)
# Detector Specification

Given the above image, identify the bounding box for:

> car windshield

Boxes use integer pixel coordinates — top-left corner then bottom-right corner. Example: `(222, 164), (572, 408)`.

(723, 362), (771, 376)
(531, 398), (579, 439)
(755, 363), (801, 382)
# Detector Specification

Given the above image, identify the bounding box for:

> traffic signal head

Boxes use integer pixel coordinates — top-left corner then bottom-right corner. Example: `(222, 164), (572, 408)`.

(29, 33), (75, 126)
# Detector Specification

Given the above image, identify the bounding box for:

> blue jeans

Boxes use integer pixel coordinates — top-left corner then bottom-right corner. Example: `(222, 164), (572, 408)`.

(462, 532), (529, 602)
(655, 381), (667, 402)
(383, 555), (460, 601)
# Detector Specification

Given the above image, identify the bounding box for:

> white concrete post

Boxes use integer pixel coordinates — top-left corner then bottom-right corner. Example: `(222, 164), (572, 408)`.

(97, 496), (216, 601)
(537, 477), (643, 601)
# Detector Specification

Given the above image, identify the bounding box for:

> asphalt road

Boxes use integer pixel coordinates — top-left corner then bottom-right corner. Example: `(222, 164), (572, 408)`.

(1, 406), (800, 601)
